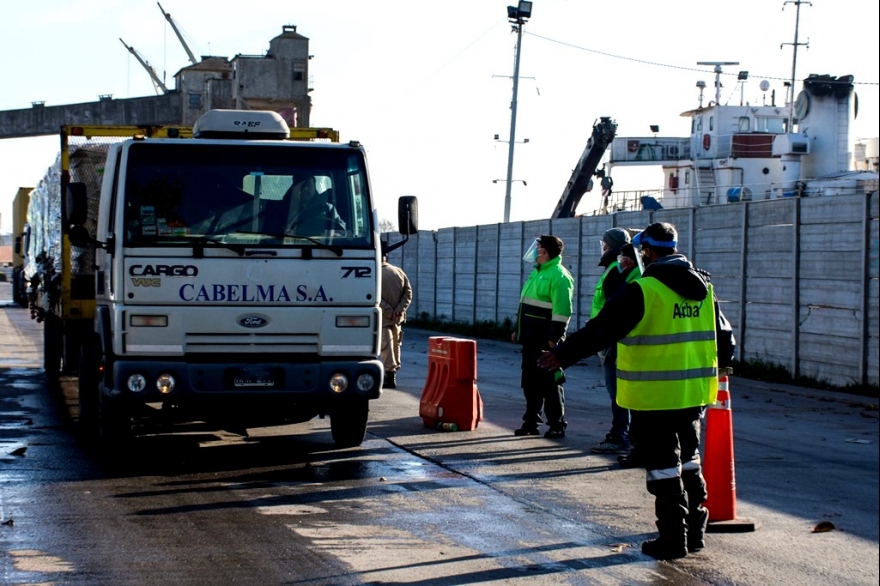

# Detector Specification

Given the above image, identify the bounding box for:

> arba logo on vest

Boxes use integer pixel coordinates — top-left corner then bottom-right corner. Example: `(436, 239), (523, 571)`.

(672, 301), (703, 318)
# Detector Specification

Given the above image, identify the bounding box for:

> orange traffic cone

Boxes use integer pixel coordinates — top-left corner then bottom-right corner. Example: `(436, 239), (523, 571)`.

(702, 368), (759, 532)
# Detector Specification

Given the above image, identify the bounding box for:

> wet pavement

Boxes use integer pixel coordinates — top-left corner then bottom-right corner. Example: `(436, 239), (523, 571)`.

(0, 274), (877, 585)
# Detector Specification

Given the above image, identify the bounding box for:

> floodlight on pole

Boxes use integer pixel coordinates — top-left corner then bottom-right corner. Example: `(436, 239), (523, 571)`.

(503, 1), (532, 223)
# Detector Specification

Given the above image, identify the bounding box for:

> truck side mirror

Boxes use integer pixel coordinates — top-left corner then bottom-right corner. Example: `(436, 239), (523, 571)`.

(66, 182), (89, 226)
(398, 196), (419, 236)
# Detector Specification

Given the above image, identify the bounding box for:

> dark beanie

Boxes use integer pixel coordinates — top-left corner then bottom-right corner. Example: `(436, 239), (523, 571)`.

(539, 234), (563, 258)
(602, 228), (630, 251)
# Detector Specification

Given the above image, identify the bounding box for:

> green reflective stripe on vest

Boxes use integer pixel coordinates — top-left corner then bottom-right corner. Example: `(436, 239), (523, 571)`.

(617, 366), (718, 382)
(617, 278), (718, 411)
(621, 330), (717, 346)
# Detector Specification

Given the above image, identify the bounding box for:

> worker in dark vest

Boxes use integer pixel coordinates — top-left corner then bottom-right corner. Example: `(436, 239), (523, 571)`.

(537, 222), (729, 560)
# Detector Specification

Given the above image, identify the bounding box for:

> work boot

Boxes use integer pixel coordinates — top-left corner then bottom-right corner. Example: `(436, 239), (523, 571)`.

(544, 426), (565, 439)
(383, 372), (396, 389)
(687, 506), (709, 552)
(641, 536), (688, 560)
(641, 520), (688, 560)
(618, 447), (645, 469)
(591, 433), (630, 454)
(514, 425), (540, 436)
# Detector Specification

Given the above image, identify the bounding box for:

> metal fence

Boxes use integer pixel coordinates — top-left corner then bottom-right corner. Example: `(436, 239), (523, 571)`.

(386, 192), (879, 388)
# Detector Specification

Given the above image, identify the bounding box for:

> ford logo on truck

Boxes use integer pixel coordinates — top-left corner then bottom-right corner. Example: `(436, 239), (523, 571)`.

(238, 315), (269, 328)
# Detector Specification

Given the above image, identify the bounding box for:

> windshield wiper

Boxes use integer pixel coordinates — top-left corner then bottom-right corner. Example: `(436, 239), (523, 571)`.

(188, 237), (246, 258)
(221, 230), (344, 257)
(283, 232), (343, 257)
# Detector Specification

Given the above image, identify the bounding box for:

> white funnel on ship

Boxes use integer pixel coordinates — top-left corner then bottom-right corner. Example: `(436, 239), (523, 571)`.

(796, 74), (856, 178)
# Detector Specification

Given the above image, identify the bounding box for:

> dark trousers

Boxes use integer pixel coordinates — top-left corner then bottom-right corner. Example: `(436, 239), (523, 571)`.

(520, 345), (566, 428)
(631, 407), (707, 540)
(603, 361), (630, 442)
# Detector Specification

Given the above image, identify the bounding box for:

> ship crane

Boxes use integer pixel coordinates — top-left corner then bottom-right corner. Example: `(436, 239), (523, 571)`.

(157, 2), (198, 65)
(119, 38), (168, 95)
(551, 116), (618, 218)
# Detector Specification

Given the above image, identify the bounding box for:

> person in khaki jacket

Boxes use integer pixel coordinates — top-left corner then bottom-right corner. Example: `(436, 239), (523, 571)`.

(380, 243), (412, 389)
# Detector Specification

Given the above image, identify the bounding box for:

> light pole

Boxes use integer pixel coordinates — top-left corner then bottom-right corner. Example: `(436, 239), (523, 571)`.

(503, 1), (532, 223)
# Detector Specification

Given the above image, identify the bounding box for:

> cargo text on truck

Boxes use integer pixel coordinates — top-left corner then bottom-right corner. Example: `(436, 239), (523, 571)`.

(21, 109), (418, 447)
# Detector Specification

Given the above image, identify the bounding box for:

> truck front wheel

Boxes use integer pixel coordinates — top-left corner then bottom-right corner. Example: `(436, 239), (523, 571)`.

(99, 392), (131, 445)
(43, 314), (62, 378)
(330, 400), (369, 448)
(77, 340), (101, 442)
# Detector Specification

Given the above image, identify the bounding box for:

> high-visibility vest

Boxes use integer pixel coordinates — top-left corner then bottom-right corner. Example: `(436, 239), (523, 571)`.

(616, 277), (718, 410)
(516, 256), (573, 342)
(590, 261), (640, 319)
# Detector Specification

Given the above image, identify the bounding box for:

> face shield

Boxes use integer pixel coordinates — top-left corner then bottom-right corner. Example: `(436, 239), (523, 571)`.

(632, 231), (677, 275)
(522, 239), (541, 264)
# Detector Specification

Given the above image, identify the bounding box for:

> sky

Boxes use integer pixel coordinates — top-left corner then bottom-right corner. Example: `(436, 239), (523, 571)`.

(1, 0), (877, 233)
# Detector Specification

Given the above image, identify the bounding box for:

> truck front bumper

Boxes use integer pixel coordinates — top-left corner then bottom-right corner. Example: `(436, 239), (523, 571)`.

(107, 356), (384, 406)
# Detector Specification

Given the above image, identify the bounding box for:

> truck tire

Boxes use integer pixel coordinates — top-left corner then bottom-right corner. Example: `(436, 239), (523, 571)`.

(77, 340), (101, 442)
(12, 270), (23, 306)
(99, 391), (131, 444)
(330, 400), (369, 448)
(43, 314), (62, 378)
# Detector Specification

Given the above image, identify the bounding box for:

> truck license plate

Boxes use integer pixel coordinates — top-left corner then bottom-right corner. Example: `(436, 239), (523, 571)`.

(232, 368), (275, 388)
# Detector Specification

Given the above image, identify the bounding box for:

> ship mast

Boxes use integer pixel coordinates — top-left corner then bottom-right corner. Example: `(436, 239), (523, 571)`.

(781, 0), (811, 131)
(696, 62), (739, 105)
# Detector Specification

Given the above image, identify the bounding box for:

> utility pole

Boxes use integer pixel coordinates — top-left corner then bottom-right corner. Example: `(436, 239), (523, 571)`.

(503, 1), (532, 223)
(781, 0), (811, 132)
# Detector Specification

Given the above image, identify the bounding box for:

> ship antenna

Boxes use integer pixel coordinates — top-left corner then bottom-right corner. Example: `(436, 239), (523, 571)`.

(781, 0), (811, 132)
(696, 62), (739, 105)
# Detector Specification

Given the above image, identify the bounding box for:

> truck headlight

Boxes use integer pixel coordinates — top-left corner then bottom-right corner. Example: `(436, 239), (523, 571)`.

(329, 373), (348, 393)
(127, 374), (147, 393)
(156, 374), (176, 394)
(356, 374), (375, 391)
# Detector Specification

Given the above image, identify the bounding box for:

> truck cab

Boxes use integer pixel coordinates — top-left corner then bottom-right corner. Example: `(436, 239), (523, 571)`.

(67, 110), (417, 447)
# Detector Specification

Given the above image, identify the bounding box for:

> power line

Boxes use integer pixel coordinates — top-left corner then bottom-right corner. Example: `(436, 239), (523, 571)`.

(524, 30), (879, 86)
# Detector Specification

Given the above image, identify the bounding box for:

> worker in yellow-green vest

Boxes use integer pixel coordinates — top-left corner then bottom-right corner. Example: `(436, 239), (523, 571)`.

(537, 222), (735, 561)
(588, 228), (641, 455)
(511, 235), (573, 439)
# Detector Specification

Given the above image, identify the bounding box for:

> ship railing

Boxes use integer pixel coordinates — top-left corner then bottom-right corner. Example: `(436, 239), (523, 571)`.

(580, 189), (665, 216)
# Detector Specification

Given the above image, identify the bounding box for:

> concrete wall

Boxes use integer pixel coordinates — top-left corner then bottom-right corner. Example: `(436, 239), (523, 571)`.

(385, 193), (880, 388)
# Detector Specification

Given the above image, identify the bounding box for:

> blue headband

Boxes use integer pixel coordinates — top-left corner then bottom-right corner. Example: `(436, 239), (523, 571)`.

(633, 231), (677, 249)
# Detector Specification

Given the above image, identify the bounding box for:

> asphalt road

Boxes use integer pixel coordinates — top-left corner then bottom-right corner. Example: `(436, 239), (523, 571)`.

(0, 274), (877, 585)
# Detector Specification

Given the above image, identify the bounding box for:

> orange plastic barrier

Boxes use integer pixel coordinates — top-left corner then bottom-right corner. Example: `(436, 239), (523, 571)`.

(419, 336), (483, 431)
(703, 368), (758, 532)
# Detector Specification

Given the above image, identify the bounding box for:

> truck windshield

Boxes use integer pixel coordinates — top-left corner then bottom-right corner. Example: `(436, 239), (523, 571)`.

(122, 142), (373, 248)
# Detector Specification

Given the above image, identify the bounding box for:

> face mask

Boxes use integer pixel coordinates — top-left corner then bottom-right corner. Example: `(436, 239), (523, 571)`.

(522, 239), (540, 264)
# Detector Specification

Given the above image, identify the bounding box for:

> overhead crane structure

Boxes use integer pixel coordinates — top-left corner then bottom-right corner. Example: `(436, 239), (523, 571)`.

(551, 117), (618, 218)
(157, 2), (199, 66)
(119, 38), (168, 95)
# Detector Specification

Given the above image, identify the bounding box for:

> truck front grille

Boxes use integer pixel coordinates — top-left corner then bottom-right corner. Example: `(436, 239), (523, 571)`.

(185, 333), (319, 353)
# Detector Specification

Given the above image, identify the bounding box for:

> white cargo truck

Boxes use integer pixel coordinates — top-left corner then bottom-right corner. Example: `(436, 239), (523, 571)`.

(36, 109), (416, 447)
